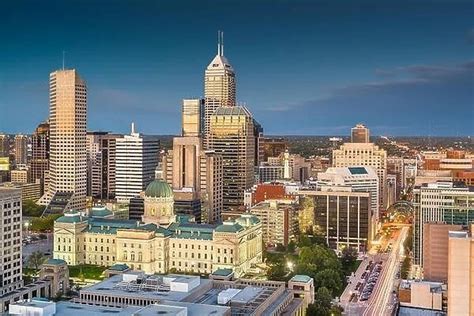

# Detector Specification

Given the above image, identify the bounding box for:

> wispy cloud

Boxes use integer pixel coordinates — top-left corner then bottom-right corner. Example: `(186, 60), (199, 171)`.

(256, 59), (474, 136)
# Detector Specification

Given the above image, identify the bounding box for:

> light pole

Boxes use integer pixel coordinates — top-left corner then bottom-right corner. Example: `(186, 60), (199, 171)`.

(24, 221), (30, 236)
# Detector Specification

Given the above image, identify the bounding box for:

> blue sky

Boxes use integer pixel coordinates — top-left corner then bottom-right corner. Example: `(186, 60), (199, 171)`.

(0, 0), (473, 136)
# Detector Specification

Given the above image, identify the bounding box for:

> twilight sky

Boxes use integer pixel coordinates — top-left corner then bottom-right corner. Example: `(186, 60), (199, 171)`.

(0, 0), (473, 136)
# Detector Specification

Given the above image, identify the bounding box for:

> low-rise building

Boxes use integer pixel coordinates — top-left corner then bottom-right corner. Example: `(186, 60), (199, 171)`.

(398, 280), (445, 312)
(250, 200), (298, 247)
(53, 178), (263, 278)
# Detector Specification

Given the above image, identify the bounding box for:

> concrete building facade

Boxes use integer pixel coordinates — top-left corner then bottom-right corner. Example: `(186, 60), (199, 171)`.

(40, 69), (87, 211)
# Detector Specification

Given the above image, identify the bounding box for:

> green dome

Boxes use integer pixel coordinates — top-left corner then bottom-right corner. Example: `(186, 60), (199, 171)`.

(145, 179), (173, 198)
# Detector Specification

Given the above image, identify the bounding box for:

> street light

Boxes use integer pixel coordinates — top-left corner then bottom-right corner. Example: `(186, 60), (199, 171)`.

(287, 260), (294, 272)
(24, 221), (30, 236)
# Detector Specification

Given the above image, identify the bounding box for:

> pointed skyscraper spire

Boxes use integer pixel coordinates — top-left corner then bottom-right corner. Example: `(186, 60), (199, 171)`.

(221, 31), (224, 56)
(217, 30), (221, 56)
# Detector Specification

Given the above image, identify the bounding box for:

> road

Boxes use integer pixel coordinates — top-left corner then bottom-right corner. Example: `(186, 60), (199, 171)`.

(363, 226), (408, 316)
(22, 233), (53, 265)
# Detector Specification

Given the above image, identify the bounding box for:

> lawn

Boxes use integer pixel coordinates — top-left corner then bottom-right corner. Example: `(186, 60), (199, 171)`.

(68, 265), (108, 280)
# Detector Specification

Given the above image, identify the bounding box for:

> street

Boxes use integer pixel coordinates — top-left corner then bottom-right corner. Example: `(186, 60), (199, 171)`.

(22, 233), (53, 265)
(340, 226), (409, 316)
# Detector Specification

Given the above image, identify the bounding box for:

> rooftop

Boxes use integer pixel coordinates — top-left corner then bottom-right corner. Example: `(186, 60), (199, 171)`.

(290, 275), (312, 283)
(43, 258), (67, 266)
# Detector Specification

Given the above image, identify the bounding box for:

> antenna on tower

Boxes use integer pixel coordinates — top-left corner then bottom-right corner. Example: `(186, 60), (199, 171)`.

(221, 31), (224, 56)
(62, 50), (66, 70)
(217, 30), (221, 56)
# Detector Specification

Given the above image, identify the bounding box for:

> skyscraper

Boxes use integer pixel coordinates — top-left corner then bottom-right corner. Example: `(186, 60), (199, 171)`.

(317, 166), (379, 240)
(40, 69), (87, 212)
(182, 98), (204, 137)
(115, 123), (160, 203)
(412, 181), (474, 266)
(203, 31), (236, 147)
(332, 140), (387, 209)
(448, 229), (474, 315)
(14, 134), (28, 165)
(162, 137), (224, 223)
(31, 122), (49, 194)
(86, 132), (122, 200)
(351, 123), (370, 143)
(208, 106), (255, 210)
(0, 134), (9, 158)
(0, 187), (23, 295)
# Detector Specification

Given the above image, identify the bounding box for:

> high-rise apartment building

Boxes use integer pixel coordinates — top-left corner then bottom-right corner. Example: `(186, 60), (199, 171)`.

(300, 188), (371, 252)
(0, 134), (9, 158)
(40, 69), (87, 212)
(115, 124), (159, 203)
(332, 140), (387, 210)
(31, 122), (49, 194)
(413, 181), (474, 265)
(14, 134), (28, 165)
(0, 188), (23, 295)
(351, 124), (370, 143)
(182, 99), (203, 137)
(208, 106), (255, 210)
(203, 31), (236, 147)
(447, 229), (474, 315)
(86, 132), (122, 200)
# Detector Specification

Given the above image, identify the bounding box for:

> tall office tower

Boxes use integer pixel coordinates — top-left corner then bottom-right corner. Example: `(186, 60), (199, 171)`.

(208, 106), (255, 210)
(40, 69), (87, 212)
(200, 150), (223, 223)
(447, 229), (474, 315)
(203, 31), (236, 147)
(422, 223), (464, 282)
(259, 137), (288, 164)
(351, 123), (370, 143)
(115, 123), (159, 203)
(300, 189), (371, 252)
(412, 181), (474, 266)
(317, 166), (379, 240)
(14, 134), (28, 165)
(161, 137), (223, 223)
(333, 141), (387, 210)
(182, 99), (204, 137)
(0, 134), (9, 157)
(253, 120), (264, 167)
(86, 132), (121, 200)
(31, 122), (49, 194)
(0, 187), (23, 295)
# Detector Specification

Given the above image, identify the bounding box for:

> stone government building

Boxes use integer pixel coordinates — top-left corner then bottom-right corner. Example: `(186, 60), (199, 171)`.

(53, 177), (263, 277)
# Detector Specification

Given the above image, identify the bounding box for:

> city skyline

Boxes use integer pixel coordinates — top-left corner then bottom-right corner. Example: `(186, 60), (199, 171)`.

(1, 0), (473, 136)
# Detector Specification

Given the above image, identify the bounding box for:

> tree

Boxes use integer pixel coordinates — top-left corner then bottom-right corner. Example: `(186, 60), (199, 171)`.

(267, 261), (287, 281)
(341, 247), (358, 266)
(307, 287), (333, 316)
(400, 256), (411, 279)
(22, 199), (45, 217)
(30, 214), (61, 232)
(287, 240), (296, 253)
(315, 269), (343, 296)
(28, 251), (46, 270)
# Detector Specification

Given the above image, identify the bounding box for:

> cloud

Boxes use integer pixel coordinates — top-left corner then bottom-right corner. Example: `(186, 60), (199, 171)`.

(256, 60), (474, 136)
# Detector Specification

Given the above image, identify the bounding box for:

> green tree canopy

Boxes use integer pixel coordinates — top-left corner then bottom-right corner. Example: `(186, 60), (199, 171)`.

(28, 251), (46, 270)
(307, 287), (333, 316)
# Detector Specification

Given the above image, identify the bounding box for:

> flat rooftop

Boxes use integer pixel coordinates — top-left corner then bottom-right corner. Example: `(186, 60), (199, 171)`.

(81, 274), (211, 302)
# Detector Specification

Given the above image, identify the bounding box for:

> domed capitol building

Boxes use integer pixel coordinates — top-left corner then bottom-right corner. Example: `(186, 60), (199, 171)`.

(53, 177), (263, 277)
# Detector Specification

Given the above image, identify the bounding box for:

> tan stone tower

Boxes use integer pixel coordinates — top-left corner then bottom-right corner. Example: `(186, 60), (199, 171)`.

(39, 69), (87, 212)
(203, 31), (236, 147)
